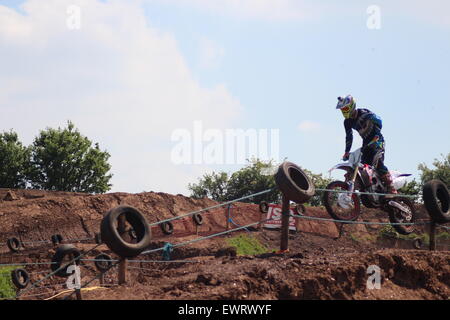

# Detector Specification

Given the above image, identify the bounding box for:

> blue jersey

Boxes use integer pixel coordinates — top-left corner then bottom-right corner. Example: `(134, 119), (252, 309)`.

(344, 108), (383, 152)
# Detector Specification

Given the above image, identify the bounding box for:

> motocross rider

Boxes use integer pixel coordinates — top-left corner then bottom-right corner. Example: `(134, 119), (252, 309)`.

(336, 95), (398, 195)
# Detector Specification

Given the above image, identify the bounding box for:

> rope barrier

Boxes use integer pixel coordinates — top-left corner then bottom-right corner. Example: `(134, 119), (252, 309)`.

(1, 186), (447, 300)
(62, 261), (120, 300)
(44, 286), (108, 300)
(315, 188), (418, 199)
(79, 258), (200, 264)
(290, 213), (430, 226)
(142, 218), (273, 255)
(129, 259), (200, 264)
(18, 236), (95, 246)
(0, 262), (57, 267)
(16, 243), (102, 298)
(162, 243), (173, 261)
(148, 189), (273, 227)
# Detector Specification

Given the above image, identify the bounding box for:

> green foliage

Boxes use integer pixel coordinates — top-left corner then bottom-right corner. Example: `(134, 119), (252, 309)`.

(349, 233), (376, 243)
(226, 158), (279, 204)
(0, 267), (17, 299)
(188, 171), (229, 202)
(0, 131), (31, 188)
(28, 121), (113, 193)
(398, 179), (421, 196)
(377, 225), (436, 244)
(189, 158), (280, 204)
(300, 168), (332, 206)
(188, 158), (329, 206)
(436, 231), (450, 241)
(418, 153), (450, 188)
(378, 225), (400, 239)
(226, 234), (269, 255)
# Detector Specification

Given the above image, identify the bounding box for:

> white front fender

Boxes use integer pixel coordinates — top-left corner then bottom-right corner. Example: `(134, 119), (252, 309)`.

(328, 163), (354, 175)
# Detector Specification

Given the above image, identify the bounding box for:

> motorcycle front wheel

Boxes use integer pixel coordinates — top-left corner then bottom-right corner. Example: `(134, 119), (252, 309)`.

(386, 197), (416, 235)
(323, 181), (361, 221)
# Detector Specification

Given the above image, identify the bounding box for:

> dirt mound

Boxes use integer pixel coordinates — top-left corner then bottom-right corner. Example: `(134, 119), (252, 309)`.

(0, 188), (448, 300)
(0, 189), (341, 250)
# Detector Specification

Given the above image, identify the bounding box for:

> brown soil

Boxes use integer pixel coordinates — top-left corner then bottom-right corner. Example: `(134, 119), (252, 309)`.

(0, 188), (448, 300)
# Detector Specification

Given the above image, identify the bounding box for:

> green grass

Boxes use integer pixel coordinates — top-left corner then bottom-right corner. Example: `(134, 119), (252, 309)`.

(226, 234), (269, 256)
(0, 266), (17, 300)
(349, 233), (377, 243)
(436, 232), (450, 241)
(378, 225), (450, 245)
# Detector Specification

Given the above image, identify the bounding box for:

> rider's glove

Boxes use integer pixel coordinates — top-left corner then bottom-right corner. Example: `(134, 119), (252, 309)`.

(342, 152), (350, 161)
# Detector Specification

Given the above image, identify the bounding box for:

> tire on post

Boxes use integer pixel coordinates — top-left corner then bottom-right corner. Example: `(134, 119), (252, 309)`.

(160, 221), (174, 235)
(274, 162), (315, 203)
(423, 180), (450, 224)
(100, 206), (151, 258)
(51, 234), (63, 245)
(259, 201), (269, 213)
(192, 213), (203, 226)
(11, 268), (30, 289)
(51, 244), (81, 278)
(295, 203), (306, 215)
(6, 237), (21, 253)
(94, 253), (113, 272)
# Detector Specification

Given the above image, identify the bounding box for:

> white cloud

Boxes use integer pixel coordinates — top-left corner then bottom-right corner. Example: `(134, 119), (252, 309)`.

(298, 121), (321, 133)
(0, 0), (242, 195)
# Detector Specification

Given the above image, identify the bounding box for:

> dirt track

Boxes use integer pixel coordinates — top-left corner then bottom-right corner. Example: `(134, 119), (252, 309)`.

(0, 188), (448, 300)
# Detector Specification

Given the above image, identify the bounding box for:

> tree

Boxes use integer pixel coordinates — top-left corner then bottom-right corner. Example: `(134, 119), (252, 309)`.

(188, 171), (229, 202)
(300, 168), (332, 206)
(189, 159), (280, 204)
(28, 121), (112, 193)
(225, 159), (279, 204)
(188, 158), (329, 206)
(0, 131), (30, 188)
(398, 179), (421, 196)
(418, 153), (450, 188)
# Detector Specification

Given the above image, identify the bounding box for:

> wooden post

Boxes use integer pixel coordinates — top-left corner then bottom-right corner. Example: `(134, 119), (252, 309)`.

(68, 253), (82, 300)
(118, 214), (128, 285)
(429, 222), (436, 251)
(118, 258), (127, 285)
(295, 214), (300, 234)
(257, 210), (264, 231)
(280, 195), (290, 252)
(75, 288), (82, 300)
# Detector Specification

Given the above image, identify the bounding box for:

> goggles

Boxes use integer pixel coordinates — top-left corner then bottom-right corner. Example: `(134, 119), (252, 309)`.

(340, 105), (352, 112)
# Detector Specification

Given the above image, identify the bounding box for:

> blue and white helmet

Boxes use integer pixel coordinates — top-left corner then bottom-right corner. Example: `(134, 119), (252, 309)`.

(336, 95), (356, 119)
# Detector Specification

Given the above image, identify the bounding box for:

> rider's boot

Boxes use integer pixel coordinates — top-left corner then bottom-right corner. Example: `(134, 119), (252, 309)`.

(381, 172), (398, 198)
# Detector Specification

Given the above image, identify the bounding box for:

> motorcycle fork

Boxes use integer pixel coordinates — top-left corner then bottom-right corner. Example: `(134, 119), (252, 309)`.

(347, 166), (359, 192)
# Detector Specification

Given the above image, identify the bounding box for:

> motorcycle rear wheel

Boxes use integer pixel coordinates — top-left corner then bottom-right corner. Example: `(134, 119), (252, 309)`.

(323, 181), (361, 221)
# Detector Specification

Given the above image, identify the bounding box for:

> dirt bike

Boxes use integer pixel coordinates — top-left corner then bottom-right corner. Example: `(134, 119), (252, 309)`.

(322, 147), (417, 235)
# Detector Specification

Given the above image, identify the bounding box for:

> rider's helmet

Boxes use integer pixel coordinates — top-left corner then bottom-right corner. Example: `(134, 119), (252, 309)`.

(336, 95), (356, 119)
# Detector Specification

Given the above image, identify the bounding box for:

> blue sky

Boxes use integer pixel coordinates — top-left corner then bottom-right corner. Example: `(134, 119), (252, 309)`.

(1, 0), (449, 194)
